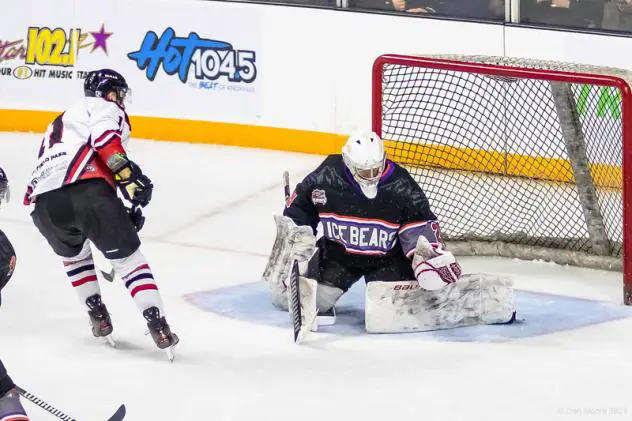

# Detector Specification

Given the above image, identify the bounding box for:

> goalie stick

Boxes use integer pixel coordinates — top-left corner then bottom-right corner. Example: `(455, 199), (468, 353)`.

(288, 260), (302, 343)
(16, 386), (126, 421)
(283, 170), (291, 207)
(282, 171), (302, 343)
(282, 171), (318, 344)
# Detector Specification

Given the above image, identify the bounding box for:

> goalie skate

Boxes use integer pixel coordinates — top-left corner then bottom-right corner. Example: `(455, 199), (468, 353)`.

(316, 307), (336, 327)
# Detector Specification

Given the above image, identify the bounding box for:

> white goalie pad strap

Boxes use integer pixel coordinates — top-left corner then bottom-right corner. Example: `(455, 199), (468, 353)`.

(262, 215), (316, 309)
(365, 274), (515, 333)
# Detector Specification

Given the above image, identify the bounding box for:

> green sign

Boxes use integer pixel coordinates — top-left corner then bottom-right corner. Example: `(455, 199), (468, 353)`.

(576, 85), (622, 120)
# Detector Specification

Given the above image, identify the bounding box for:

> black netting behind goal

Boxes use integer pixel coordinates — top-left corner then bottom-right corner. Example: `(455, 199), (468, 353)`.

(379, 61), (624, 258)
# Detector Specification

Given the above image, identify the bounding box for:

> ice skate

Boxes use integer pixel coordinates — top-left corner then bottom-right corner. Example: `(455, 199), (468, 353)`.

(143, 306), (179, 362)
(86, 294), (115, 347)
(316, 307), (336, 327)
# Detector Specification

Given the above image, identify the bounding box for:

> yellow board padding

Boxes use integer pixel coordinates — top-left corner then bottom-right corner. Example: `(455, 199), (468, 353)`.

(0, 109), (347, 156)
(0, 109), (59, 133)
(1, 109), (621, 189)
(384, 140), (622, 190)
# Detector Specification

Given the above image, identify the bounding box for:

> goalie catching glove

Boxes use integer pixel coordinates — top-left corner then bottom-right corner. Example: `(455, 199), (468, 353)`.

(412, 236), (462, 290)
(107, 153), (153, 207)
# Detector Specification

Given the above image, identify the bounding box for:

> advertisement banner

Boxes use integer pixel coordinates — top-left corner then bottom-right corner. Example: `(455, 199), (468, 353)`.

(0, 0), (114, 110)
(1, 0), (262, 124)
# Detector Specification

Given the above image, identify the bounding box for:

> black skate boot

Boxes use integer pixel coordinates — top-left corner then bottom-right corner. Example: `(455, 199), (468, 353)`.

(85, 294), (114, 343)
(143, 306), (179, 361)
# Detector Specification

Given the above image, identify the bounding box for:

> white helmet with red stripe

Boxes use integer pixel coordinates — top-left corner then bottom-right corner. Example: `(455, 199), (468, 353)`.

(342, 131), (385, 199)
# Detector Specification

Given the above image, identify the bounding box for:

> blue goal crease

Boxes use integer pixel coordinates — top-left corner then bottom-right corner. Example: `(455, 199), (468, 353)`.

(183, 281), (632, 343)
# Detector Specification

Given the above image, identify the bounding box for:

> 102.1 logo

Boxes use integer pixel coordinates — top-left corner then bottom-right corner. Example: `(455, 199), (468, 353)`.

(128, 28), (256, 84)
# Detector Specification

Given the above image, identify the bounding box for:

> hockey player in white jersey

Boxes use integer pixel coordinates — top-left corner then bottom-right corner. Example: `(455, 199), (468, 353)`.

(263, 131), (515, 340)
(25, 69), (179, 358)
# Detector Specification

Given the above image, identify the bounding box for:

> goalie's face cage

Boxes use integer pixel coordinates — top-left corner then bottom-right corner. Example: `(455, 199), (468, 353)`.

(357, 164), (384, 184)
(342, 133), (387, 189)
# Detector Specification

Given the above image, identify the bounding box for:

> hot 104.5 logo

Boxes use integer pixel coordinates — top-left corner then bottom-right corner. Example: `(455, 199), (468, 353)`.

(128, 28), (257, 88)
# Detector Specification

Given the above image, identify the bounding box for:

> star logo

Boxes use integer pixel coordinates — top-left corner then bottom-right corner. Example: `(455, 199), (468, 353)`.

(90, 24), (113, 55)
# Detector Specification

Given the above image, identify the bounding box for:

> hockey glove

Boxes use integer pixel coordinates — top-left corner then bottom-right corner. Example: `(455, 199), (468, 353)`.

(412, 236), (462, 291)
(0, 167), (9, 206)
(0, 229), (17, 302)
(113, 160), (153, 208)
(128, 206), (145, 232)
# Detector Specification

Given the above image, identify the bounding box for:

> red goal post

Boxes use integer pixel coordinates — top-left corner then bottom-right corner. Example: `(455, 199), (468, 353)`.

(372, 54), (632, 304)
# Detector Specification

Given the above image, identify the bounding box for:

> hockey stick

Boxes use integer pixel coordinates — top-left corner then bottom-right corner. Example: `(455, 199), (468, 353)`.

(100, 267), (116, 282)
(282, 171), (305, 343)
(283, 170), (291, 206)
(288, 260), (302, 343)
(16, 386), (126, 421)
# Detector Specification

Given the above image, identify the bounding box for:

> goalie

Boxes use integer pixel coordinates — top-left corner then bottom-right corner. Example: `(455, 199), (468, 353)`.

(263, 131), (515, 337)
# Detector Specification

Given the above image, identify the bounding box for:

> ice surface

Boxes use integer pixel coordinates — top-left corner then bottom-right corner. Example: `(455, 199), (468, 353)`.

(1, 132), (631, 421)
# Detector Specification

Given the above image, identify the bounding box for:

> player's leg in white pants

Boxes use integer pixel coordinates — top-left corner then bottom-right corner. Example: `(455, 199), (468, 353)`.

(109, 248), (165, 316)
(110, 248), (178, 355)
(62, 241), (101, 306)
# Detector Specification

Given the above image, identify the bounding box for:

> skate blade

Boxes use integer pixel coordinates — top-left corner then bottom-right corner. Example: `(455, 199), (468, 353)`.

(166, 346), (175, 362)
(316, 314), (336, 326)
(163, 335), (179, 363)
(164, 341), (179, 362)
(316, 308), (336, 327)
(102, 335), (116, 347)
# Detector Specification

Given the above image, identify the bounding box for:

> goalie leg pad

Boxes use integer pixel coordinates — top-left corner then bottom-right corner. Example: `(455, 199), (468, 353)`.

(262, 215), (315, 310)
(364, 274), (515, 333)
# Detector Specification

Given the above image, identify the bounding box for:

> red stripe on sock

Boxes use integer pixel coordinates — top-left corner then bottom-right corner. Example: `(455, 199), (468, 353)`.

(124, 264), (151, 279)
(130, 283), (158, 297)
(71, 275), (97, 287)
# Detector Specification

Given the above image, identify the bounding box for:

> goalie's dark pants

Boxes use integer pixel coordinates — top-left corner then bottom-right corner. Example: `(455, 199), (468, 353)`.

(0, 359), (15, 396)
(306, 238), (415, 292)
(31, 179), (140, 260)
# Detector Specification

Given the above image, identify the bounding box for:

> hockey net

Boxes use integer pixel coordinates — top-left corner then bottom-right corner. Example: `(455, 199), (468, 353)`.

(372, 54), (632, 304)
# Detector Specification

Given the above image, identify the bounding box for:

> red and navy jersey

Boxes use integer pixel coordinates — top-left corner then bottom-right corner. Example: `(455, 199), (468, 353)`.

(284, 155), (439, 265)
(25, 97), (131, 203)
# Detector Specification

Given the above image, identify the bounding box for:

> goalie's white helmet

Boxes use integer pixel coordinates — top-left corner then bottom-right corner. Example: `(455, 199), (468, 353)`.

(342, 131), (386, 199)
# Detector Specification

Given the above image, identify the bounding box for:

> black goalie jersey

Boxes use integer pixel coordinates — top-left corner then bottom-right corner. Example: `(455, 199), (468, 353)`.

(284, 155), (440, 268)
